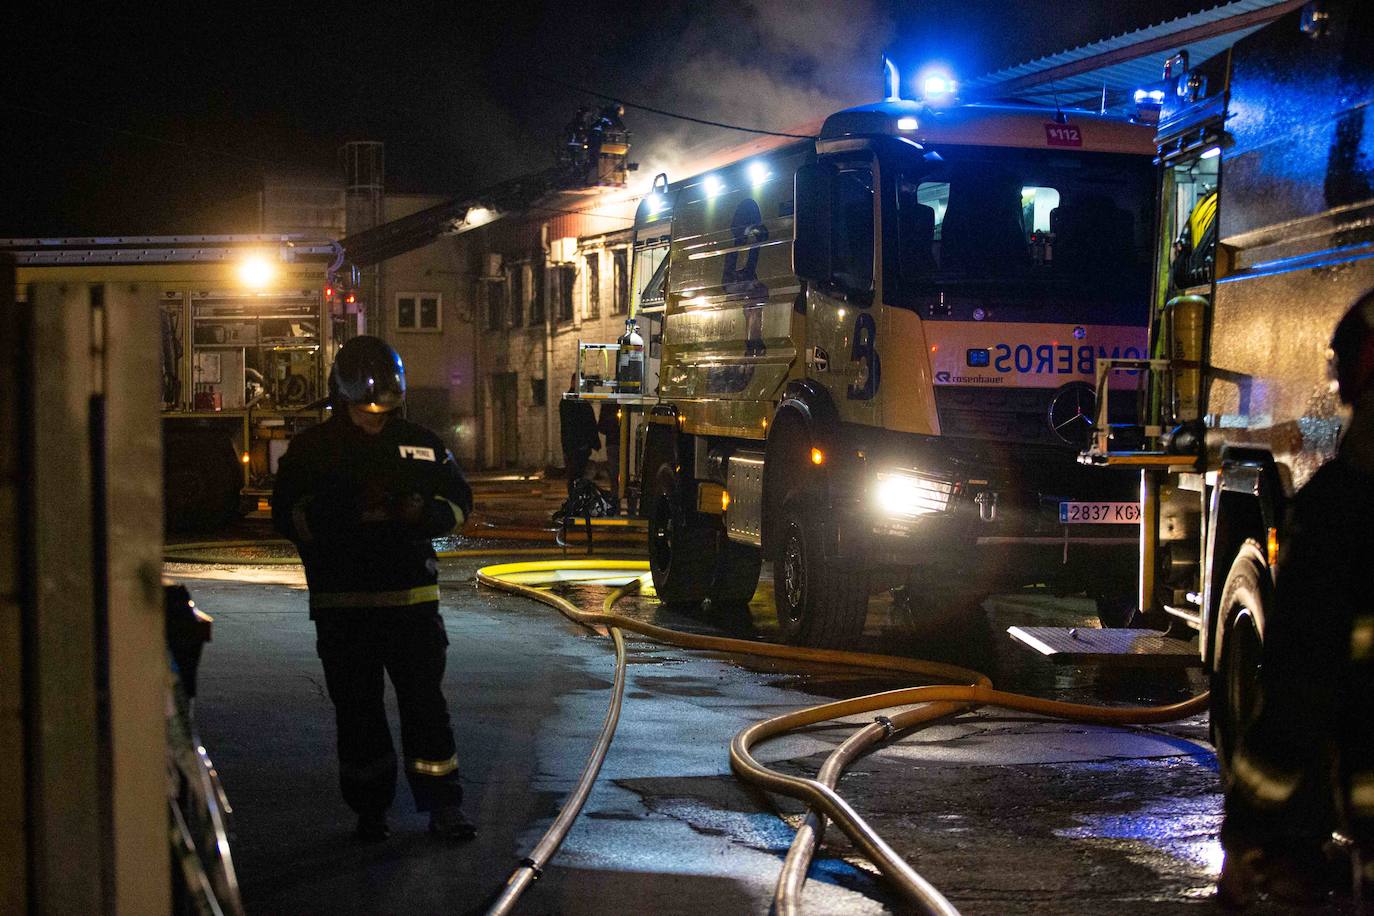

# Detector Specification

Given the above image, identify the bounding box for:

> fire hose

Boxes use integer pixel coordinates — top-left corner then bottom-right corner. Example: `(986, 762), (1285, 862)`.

(475, 559), (1208, 916)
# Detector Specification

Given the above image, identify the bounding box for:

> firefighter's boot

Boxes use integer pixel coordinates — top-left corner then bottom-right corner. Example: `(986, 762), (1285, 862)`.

(354, 810), (390, 843)
(429, 804), (477, 841)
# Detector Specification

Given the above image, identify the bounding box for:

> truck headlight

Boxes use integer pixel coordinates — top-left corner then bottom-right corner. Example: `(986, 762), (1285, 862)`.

(873, 469), (955, 518)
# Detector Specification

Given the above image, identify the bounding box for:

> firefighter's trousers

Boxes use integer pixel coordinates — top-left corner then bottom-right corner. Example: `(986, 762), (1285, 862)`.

(314, 606), (463, 815)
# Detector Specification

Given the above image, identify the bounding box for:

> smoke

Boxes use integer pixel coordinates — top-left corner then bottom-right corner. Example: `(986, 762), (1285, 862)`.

(628, 0), (893, 190)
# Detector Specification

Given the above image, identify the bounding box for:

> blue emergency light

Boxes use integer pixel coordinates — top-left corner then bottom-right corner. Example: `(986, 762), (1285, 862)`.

(1133, 87), (1166, 123)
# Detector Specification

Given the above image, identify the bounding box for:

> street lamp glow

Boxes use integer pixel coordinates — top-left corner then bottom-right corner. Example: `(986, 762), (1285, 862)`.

(237, 254), (275, 289)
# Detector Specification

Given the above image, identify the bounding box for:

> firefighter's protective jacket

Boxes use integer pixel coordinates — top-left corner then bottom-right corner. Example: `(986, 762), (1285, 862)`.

(271, 413), (473, 615)
(1224, 395), (1374, 848)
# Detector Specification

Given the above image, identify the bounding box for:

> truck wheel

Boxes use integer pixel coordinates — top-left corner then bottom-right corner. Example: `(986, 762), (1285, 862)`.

(647, 463), (715, 607)
(1210, 540), (1269, 778)
(709, 538), (762, 608)
(773, 500), (870, 647)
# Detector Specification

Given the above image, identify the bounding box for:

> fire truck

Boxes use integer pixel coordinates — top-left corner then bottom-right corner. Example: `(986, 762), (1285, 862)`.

(6, 236), (347, 530)
(618, 77), (1159, 646)
(1080, 0), (1373, 766)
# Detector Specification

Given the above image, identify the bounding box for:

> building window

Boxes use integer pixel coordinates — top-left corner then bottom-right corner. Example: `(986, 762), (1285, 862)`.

(485, 279), (505, 330)
(509, 264), (525, 328)
(585, 252), (600, 319)
(397, 292), (441, 331)
(553, 264), (575, 323)
(530, 376), (547, 407)
(529, 259), (546, 325)
(612, 248), (629, 315)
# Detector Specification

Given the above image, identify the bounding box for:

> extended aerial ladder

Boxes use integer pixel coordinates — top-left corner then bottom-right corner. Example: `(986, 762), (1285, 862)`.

(332, 106), (634, 277)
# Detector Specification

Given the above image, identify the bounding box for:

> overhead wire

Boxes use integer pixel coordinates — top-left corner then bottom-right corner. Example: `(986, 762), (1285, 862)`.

(532, 73), (819, 140)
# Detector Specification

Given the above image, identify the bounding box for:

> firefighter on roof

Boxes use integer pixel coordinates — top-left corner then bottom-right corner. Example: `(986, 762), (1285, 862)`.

(1219, 290), (1374, 906)
(272, 335), (477, 843)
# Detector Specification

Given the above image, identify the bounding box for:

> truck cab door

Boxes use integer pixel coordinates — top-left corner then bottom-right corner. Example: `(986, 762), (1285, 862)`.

(795, 153), (881, 427)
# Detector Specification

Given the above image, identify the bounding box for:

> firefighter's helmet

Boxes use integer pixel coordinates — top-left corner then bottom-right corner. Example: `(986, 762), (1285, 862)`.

(1331, 290), (1374, 405)
(329, 335), (406, 413)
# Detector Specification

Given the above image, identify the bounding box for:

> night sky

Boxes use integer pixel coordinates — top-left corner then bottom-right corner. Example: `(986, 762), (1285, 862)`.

(4, 1), (1218, 237)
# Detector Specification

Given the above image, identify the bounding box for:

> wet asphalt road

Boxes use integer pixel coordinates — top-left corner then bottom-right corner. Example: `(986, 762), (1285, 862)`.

(168, 544), (1310, 915)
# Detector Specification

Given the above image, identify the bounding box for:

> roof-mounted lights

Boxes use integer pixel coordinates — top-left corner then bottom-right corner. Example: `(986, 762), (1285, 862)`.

(916, 66), (957, 105)
(746, 161), (770, 185)
(703, 174), (725, 198)
(1132, 87), (1166, 125)
(923, 74), (955, 99)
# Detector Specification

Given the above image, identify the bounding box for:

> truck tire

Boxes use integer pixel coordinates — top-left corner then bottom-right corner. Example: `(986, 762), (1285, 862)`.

(709, 538), (762, 608)
(647, 463), (715, 607)
(1210, 540), (1269, 778)
(773, 499), (870, 647)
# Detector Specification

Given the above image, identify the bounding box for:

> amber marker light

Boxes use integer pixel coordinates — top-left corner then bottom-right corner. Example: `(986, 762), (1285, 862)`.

(721, 489), (731, 512)
(1267, 527), (1279, 566)
(241, 452), (251, 464)
(810, 447), (825, 465)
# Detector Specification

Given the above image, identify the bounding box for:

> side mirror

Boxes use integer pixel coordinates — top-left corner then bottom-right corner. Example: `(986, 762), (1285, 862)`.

(793, 162), (834, 283)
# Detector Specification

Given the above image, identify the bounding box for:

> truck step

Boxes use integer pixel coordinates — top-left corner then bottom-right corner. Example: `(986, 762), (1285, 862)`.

(1007, 626), (1200, 667)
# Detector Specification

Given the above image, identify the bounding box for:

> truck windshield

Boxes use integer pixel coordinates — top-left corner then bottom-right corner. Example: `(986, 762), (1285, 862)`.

(886, 144), (1155, 312)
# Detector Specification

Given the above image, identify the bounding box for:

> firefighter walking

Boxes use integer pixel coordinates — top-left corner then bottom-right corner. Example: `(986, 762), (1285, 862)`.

(1220, 292), (1374, 906)
(273, 335), (477, 842)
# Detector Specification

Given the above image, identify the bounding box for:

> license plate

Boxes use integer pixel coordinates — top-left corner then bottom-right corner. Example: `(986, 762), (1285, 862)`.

(1059, 501), (1140, 524)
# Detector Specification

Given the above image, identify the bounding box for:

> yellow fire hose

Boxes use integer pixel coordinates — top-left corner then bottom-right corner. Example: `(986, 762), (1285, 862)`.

(475, 559), (1209, 916)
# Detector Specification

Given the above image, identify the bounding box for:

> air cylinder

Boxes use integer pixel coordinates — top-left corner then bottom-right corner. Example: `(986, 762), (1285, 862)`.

(1166, 295), (1206, 422)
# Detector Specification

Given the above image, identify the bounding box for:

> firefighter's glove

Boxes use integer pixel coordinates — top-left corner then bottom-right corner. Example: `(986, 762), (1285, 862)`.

(392, 492), (428, 526)
(387, 492), (458, 537)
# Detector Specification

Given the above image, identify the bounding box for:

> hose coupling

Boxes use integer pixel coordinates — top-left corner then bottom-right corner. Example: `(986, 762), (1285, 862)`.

(518, 857), (544, 880)
(874, 715), (896, 739)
